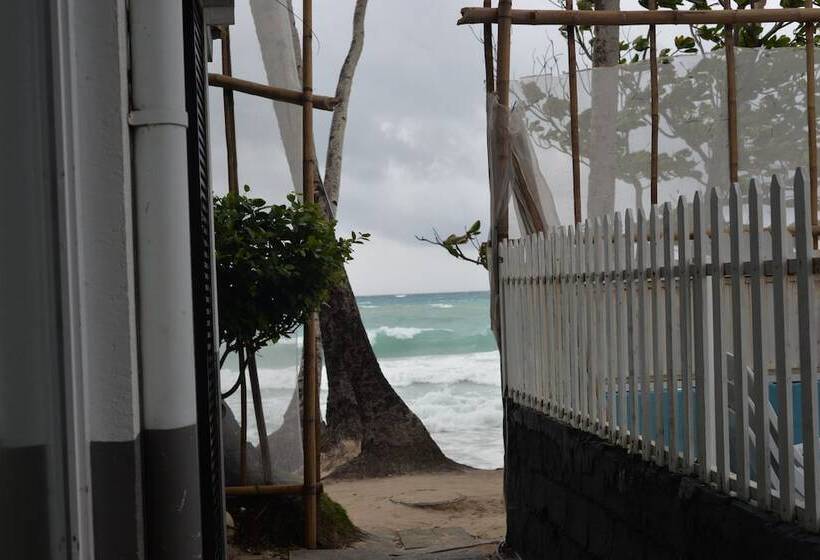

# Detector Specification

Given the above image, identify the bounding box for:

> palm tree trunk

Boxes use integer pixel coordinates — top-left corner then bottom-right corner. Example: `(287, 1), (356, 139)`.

(320, 275), (463, 478)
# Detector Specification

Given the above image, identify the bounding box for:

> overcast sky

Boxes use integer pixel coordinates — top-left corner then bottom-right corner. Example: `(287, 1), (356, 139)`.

(207, 0), (645, 296)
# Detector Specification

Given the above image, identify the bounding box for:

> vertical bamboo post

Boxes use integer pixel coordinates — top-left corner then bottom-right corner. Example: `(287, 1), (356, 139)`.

(723, 0), (739, 184)
(497, 0), (512, 242)
(221, 27), (239, 195)
(649, 0), (659, 205)
(806, 0), (818, 233)
(302, 0), (319, 549)
(567, 0), (582, 224)
(484, 0), (495, 94)
(494, 0), (512, 380)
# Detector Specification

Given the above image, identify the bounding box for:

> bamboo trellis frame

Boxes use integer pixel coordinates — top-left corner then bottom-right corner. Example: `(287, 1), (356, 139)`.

(460, 4), (820, 228)
(208, 73), (338, 111)
(212, 2), (335, 548)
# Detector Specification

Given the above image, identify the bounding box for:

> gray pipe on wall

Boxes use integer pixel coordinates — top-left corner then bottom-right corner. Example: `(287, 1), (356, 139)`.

(129, 1), (203, 558)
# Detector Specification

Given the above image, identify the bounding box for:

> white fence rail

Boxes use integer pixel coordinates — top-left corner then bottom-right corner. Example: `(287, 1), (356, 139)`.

(499, 170), (820, 530)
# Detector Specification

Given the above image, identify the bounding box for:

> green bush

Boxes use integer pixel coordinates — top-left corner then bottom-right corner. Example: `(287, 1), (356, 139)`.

(214, 189), (367, 356)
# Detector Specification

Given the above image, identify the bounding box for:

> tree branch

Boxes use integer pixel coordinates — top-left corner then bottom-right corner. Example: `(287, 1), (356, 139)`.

(324, 0), (369, 217)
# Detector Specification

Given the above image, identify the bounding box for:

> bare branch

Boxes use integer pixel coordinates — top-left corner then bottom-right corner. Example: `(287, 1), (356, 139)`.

(324, 0), (369, 216)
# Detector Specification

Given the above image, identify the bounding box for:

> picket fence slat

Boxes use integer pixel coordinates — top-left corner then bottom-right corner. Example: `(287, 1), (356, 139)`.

(650, 207), (665, 465)
(771, 175), (796, 519)
(710, 189), (731, 491)
(637, 211), (650, 458)
(623, 211), (635, 447)
(729, 184), (751, 500)
(678, 199), (694, 471)
(663, 204), (678, 469)
(794, 170), (820, 530)
(749, 180), (771, 509)
(604, 216), (617, 439)
(595, 219), (607, 434)
(692, 192), (710, 482)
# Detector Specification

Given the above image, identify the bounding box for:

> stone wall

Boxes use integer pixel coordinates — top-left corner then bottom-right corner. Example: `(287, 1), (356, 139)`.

(504, 399), (820, 559)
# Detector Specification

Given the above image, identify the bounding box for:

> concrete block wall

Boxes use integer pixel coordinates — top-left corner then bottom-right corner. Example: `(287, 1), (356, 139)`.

(504, 400), (820, 559)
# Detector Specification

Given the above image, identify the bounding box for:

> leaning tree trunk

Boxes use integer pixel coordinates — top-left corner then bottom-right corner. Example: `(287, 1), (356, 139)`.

(319, 275), (463, 478)
(252, 0), (459, 478)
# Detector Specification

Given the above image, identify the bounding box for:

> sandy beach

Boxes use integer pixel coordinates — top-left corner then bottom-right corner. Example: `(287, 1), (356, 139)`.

(324, 469), (506, 541)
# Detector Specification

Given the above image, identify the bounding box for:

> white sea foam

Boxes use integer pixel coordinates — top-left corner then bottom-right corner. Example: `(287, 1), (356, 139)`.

(222, 351), (501, 392)
(366, 325), (444, 342)
(429, 303), (454, 309)
(405, 384), (503, 469)
(412, 385), (502, 433)
(222, 351), (504, 468)
(394, 294), (407, 298)
(379, 351), (501, 387)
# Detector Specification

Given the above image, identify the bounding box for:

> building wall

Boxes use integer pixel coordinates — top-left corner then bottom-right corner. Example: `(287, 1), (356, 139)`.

(71, 1), (145, 556)
(505, 399), (820, 559)
(0, 2), (74, 556)
(0, 1), (221, 557)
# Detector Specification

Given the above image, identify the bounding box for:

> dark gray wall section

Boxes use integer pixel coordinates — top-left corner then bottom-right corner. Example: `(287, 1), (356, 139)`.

(0, 447), (52, 559)
(91, 439), (142, 559)
(0, 1), (70, 557)
(143, 426), (203, 559)
(505, 399), (820, 560)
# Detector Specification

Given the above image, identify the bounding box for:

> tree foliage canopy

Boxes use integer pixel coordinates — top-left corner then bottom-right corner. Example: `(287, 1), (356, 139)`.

(214, 189), (368, 355)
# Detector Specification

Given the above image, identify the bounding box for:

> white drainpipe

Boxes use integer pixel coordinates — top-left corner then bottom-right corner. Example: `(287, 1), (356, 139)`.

(129, 1), (202, 558)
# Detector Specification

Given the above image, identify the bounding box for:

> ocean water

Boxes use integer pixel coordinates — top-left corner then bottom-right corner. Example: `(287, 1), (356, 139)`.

(221, 291), (504, 469)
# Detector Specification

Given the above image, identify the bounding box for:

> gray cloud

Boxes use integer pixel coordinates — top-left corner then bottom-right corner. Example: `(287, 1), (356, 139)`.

(208, 0), (561, 295)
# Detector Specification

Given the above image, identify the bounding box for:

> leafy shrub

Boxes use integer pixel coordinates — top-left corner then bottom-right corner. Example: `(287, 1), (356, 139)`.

(214, 189), (368, 356)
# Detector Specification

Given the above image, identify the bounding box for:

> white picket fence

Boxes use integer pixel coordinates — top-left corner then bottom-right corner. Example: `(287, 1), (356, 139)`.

(499, 169), (820, 530)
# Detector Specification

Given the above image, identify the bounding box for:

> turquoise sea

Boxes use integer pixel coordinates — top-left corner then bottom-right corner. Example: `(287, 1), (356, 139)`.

(222, 291), (504, 469)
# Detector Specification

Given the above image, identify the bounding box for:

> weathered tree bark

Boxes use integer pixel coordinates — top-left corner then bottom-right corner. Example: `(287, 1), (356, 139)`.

(251, 0), (458, 478)
(587, 0), (620, 219)
(319, 275), (463, 478)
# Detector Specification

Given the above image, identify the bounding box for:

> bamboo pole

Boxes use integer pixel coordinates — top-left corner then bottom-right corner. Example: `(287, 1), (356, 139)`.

(208, 73), (338, 111)
(458, 7), (820, 26)
(806, 0), (818, 233)
(225, 483), (323, 497)
(302, 0), (319, 549)
(649, 0), (659, 206)
(721, 0), (739, 185)
(567, 0), (582, 224)
(484, 0), (495, 93)
(221, 27), (239, 195)
(497, 0), (512, 242)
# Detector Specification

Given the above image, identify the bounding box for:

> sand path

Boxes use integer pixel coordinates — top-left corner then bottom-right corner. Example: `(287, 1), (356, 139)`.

(324, 469), (506, 541)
